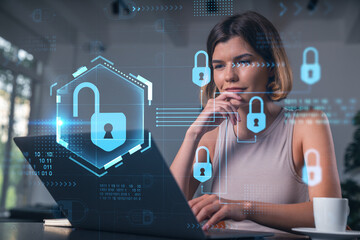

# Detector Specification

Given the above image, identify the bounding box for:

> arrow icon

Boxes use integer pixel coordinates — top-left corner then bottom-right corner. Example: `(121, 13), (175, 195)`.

(279, 2), (287, 16)
(294, 2), (302, 16)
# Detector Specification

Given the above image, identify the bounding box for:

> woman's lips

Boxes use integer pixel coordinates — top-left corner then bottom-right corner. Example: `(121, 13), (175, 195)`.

(225, 88), (247, 92)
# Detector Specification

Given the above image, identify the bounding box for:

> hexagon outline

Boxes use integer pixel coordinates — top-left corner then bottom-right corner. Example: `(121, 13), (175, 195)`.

(56, 62), (145, 173)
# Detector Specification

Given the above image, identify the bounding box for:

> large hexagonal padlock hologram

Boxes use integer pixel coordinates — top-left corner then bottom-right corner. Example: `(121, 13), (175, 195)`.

(56, 61), (147, 172)
(73, 82), (127, 152)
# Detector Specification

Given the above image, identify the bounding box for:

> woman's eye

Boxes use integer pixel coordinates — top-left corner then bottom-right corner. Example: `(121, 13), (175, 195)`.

(237, 60), (250, 64)
(214, 64), (225, 69)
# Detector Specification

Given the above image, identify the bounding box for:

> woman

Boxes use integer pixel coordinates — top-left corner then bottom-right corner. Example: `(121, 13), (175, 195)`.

(170, 11), (341, 233)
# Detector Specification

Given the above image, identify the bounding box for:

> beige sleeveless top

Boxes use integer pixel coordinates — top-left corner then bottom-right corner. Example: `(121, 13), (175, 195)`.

(208, 108), (309, 232)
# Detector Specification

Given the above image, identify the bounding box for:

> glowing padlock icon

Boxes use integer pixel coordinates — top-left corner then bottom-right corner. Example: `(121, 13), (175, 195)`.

(192, 50), (211, 87)
(73, 82), (126, 152)
(247, 96), (266, 134)
(301, 47), (321, 85)
(302, 148), (322, 186)
(193, 146), (212, 183)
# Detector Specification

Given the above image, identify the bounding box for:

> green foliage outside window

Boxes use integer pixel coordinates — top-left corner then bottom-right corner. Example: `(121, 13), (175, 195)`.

(342, 111), (360, 229)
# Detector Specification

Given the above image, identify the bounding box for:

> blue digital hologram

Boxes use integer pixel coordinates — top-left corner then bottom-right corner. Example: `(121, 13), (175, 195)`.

(50, 82), (57, 96)
(73, 82), (100, 118)
(56, 57), (151, 173)
(302, 148), (322, 186)
(192, 50), (211, 87)
(193, 146), (212, 183)
(301, 47), (321, 85)
(247, 96), (266, 134)
(72, 82), (127, 152)
(72, 66), (88, 78)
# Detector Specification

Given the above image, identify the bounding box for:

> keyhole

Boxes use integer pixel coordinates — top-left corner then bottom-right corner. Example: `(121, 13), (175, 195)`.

(308, 70), (313, 78)
(200, 168), (205, 176)
(104, 123), (113, 139)
(199, 72), (204, 80)
(310, 172), (314, 180)
(254, 118), (259, 127)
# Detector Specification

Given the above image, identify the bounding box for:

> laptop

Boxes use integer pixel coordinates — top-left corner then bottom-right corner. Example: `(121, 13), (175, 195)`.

(14, 133), (273, 239)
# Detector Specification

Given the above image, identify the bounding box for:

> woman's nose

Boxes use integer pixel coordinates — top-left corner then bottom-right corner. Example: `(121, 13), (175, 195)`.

(224, 63), (239, 82)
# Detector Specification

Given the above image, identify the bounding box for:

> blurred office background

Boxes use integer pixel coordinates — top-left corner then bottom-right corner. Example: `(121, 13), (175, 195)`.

(0, 0), (359, 225)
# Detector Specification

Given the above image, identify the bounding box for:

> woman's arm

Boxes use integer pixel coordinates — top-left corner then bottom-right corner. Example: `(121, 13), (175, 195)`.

(297, 110), (341, 199)
(170, 128), (204, 200)
(170, 93), (242, 200)
(189, 109), (342, 232)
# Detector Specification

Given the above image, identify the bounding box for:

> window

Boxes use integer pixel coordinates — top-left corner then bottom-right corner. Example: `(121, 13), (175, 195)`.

(0, 36), (39, 211)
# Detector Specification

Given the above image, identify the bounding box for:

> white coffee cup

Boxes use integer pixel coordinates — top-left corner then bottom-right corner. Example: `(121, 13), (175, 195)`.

(313, 197), (350, 232)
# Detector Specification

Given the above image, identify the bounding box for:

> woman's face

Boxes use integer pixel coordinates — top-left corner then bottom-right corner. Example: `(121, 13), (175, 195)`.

(211, 36), (272, 103)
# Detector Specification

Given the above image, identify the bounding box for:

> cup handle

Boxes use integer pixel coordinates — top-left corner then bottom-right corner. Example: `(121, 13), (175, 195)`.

(347, 205), (350, 216)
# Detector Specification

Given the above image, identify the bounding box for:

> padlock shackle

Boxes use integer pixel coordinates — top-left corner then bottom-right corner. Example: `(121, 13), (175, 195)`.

(73, 82), (100, 117)
(195, 146), (210, 163)
(304, 148), (320, 166)
(248, 96), (264, 114)
(194, 50), (209, 68)
(303, 47), (319, 64)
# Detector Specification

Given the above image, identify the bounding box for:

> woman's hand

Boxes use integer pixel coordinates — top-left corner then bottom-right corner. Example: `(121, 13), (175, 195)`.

(188, 194), (249, 230)
(189, 92), (242, 138)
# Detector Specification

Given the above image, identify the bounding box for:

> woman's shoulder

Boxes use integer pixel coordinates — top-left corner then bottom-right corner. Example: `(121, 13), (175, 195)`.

(292, 108), (331, 141)
(292, 108), (329, 124)
(291, 109), (332, 171)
